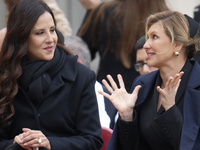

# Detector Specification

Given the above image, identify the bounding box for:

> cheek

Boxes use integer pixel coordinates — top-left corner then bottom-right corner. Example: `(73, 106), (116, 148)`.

(54, 34), (58, 43)
(28, 37), (43, 48)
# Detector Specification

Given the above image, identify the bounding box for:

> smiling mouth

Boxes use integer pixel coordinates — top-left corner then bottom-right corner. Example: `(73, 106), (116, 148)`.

(44, 46), (54, 52)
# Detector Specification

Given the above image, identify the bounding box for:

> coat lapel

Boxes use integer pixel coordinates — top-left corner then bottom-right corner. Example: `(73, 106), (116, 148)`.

(133, 71), (159, 109)
(180, 61), (200, 150)
(44, 55), (78, 98)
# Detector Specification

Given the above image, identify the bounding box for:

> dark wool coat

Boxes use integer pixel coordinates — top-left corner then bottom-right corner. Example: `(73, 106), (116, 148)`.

(107, 61), (200, 150)
(0, 55), (103, 150)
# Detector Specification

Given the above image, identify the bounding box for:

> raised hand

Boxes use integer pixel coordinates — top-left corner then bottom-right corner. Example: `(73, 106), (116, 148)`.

(157, 71), (184, 111)
(99, 74), (141, 121)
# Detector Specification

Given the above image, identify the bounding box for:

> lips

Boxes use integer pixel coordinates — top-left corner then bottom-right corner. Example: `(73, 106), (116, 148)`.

(44, 46), (54, 52)
(146, 51), (155, 60)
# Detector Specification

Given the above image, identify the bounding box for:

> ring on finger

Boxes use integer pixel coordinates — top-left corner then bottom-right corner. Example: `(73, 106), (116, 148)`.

(38, 138), (42, 144)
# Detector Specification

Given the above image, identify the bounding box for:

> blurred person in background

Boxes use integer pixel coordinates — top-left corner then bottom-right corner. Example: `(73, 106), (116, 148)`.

(77, 0), (169, 92)
(135, 36), (158, 75)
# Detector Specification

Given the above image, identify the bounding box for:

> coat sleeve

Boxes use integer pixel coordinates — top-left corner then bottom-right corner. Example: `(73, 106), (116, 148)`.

(0, 126), (14, 149)
(48, 70), (103, 150)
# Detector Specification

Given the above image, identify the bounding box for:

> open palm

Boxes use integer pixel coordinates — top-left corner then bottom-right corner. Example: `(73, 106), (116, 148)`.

(99, 74), (141, 121)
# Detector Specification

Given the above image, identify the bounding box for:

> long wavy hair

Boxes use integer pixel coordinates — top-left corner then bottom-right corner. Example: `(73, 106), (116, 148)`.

(0, 0), (70, 126)
(78, 0), (169, 68)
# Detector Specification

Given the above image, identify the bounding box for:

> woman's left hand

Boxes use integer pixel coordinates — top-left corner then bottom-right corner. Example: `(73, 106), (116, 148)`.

(157, 71), (184, 111)
(21, 128), (51, 150)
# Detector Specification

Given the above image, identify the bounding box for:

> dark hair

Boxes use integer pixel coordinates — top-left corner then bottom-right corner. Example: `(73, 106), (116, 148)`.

(0, 0), (69, 126)
(135, 36), (146, 51)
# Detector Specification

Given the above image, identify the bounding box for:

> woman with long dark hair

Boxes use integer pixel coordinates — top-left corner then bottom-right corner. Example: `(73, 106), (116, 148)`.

(0, 0), (103, 149)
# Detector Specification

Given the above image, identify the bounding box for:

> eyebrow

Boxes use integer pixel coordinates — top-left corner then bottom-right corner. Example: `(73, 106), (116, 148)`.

(33, 26), (55, 32)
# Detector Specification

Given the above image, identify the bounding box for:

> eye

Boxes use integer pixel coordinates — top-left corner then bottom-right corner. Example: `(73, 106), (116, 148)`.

(152, 34), (158, 39)
(35, 31), (44, 35)
(50, 27), (56, 33)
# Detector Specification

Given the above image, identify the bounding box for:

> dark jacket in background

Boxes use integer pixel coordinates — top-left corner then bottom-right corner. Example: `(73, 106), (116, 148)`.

(194, 5), (200, 24)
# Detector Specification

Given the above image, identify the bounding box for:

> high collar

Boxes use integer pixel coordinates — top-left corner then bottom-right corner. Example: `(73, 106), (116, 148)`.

(60, 55), (78, 82)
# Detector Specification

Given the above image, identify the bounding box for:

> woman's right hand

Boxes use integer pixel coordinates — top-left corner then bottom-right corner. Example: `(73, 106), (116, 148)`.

(99, 74), (141, 122)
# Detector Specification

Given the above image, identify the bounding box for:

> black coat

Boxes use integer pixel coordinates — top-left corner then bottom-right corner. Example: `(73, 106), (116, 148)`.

(0, 55), (103, 150)
(107, 61), (200, 150)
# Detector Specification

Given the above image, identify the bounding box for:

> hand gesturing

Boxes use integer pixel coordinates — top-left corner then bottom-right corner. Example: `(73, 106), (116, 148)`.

(99, 74), (141, 121)
(157, 71), (184, 111)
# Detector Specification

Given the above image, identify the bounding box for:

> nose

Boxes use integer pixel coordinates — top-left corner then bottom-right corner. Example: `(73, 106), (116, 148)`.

(143, 39), (150, 49)
(45, 32), (54, 42)
(141, 64), (151, 75)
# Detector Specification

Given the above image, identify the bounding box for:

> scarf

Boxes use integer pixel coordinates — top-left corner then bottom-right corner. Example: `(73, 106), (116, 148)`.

(19, 47), (66, 105)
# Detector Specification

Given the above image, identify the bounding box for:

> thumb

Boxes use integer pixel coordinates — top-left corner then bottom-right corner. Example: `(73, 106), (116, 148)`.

(22, 128), (31, 133)
(132, 85), (142, 95)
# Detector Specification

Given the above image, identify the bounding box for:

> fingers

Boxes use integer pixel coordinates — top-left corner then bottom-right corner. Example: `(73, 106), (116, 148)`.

(167, 71), (184, 89)
(101, 74), (120, 94)
(102, 79), (114, 94)
(132, 85), (142, 95)
(157, 71), (184, 96)
(98, 90), (112, 102)
(22, 128), (31, 133)
(117, 74), (125, 88)
(107, 75), (118, 90)
(21, 129), (50, 149)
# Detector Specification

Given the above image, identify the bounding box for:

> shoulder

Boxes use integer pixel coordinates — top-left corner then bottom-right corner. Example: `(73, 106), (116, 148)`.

(134, 70), (158, 84)
(61, 54), (95, 82)
(130, 70), (159, 92)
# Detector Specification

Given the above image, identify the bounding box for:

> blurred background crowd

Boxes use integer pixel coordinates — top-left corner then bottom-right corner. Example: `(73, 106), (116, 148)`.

(0, 0), (199, 36)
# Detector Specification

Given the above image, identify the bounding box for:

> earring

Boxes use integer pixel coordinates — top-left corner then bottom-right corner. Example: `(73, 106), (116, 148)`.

(174, 51), (179, 56)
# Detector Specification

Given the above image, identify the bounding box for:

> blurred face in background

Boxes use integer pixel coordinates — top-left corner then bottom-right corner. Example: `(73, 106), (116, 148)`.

(135, 48), (158, 75)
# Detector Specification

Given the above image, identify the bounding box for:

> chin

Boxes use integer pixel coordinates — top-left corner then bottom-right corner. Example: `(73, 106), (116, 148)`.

(41, 55), (54, 61)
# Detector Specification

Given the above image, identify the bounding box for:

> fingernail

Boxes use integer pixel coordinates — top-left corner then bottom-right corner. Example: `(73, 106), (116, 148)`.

(23, 143), (27, 146)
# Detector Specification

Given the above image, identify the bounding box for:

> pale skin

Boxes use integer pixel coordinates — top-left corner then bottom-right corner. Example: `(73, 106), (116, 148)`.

(99, 22), (186, 122)
(79, 0), (101, 10)
(14, 128), (51, 150)
(136, 48), (158, 75)
(13, 11), (58, 150)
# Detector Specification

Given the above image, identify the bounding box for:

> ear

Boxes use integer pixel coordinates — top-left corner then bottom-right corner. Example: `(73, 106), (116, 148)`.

(174, 42), (184, 52)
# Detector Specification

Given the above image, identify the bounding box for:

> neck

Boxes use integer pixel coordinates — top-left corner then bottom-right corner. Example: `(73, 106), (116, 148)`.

(159, 58), (187, 87)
